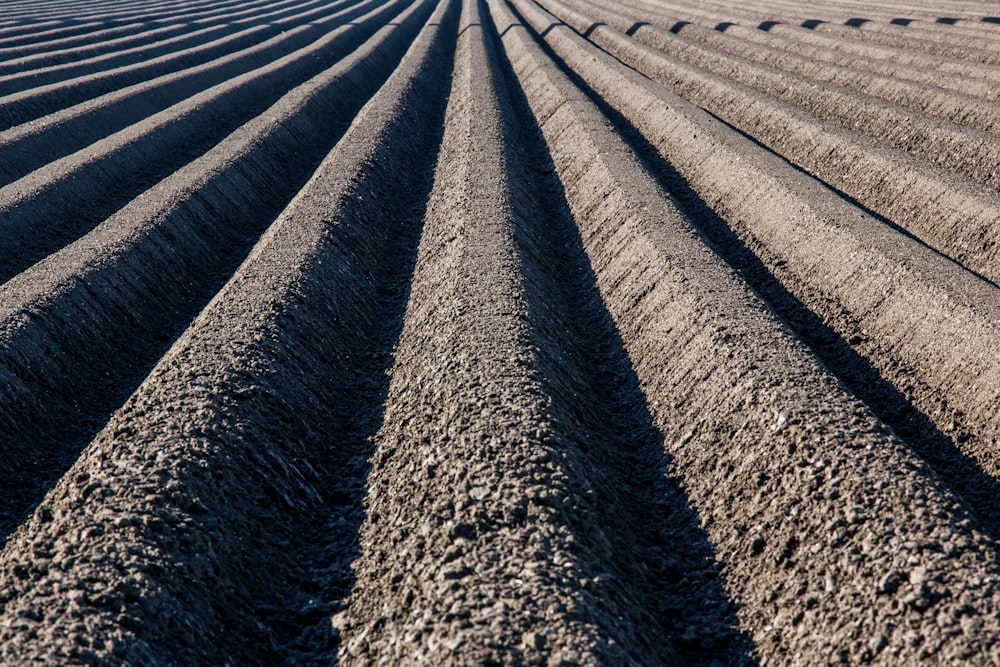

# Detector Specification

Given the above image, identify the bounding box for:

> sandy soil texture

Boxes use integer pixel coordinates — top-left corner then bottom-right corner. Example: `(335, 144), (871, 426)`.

(1, 0), (1000, 664)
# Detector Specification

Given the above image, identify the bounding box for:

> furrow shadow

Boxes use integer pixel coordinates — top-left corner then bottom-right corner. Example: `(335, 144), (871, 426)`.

(0, 0), (437, 545)
(0, 0), (405, 284)
(486, 2), (755, 664)
(546, 30), (1000, 549)
(0, 0), (359, 187)
(0, 1), (456, 662)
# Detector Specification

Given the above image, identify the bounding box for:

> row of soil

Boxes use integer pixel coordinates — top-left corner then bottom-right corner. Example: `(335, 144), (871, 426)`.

(535, 0), (1000, 504)
(654, 0), (1000, 61)
(0, 0), (353, 128)
(0, 0), (434, 539)
(0, 0), (235, 26)
(665, 15), (1000, 114)
(545, 0), (1000, 269)
(0, 0), (328, 75)
(0, 0), (403, 279)
(619, 0), (1000, 85)
(607, 0), (1000, 128)
(0, 0), (364, 183)
(553, 0), (1000, 276)
(714, 0), (1000, 40)
(336, 0), (707, 662)
(0, 0), (457, 662)
(499, 0), (1000, 662)
(3, 0), (1000, 664)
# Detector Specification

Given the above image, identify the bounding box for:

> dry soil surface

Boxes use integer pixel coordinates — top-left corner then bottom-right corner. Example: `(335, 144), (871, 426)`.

(1, 0), (1000, 664)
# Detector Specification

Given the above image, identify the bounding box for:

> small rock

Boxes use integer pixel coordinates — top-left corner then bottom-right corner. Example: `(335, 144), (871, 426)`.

(877, 571), (904, 595)
(869, 634), (888, 655)
(961, 616), (983, 636)
(522, 631), (546, 650)
(441, 563), (473, 580)
(331, 610), (350, 630)
(903, 583), (933, 611)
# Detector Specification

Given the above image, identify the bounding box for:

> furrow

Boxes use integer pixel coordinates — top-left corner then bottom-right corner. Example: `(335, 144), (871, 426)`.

(132, 0), (308, 24)
(669, 0), (1000, 56)
(0, 0), (434, 543)
(337, 0), (711, 664)
(0, 18), (63, 32)
(728, 0), (953, 17)
(0, 25), (270, 128)
(0, 0), (231, 29)
(51, 0), (254, 27)
(0, 19), (77, 37)
(666, 19), (1000, 107)
(0, 1), (457, 661)
(511, 0), (1000, 575)
(0, 22), (190, 67)
(0, 0), (303, 71)
(0, 0), (358, 130)
(0, 23), (240, 92)
(570, 0), (1000, 137)
(0, 10), (203, 51)
(0, 21), (132, 49)
(230, 0), (352, 26)
(608, 0), (1000, 120)
(616, 0), (1000, 86)
(0, 25), (281, 184)
(772, 4), (999, 38)
(0, 0), (352, 94)
(714, 0), (991, 32)
(540, 0), (1000, 286)
(796, 13), (1000, 57)
(0, 0), (404, 283)
(0, 1), (360, 184)
(0, 0), (214, 23)
(0, 0), (290, 55)
(1, 0), (999, 663)
(493, 0), (1000, 664)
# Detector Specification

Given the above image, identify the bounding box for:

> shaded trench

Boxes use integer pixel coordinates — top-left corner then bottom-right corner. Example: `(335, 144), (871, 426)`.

(522, 0), (1000, 568)
(0, 2), (459, 663)
(483, 1), (756, 662)
(0, 0), (434, 546)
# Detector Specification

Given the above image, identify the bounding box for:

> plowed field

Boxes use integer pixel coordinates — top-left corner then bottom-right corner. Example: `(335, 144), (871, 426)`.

(1, 0), (999, 664)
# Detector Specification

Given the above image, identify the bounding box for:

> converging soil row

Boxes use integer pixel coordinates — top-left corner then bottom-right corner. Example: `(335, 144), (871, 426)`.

(0, 0), (998, 664)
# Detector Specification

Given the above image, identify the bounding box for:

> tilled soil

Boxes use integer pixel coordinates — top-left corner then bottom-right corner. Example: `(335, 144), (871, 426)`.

(1, 0), (999, 664)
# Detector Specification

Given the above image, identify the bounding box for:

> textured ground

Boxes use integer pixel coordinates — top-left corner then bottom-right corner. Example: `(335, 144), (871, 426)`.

(1, 0), (999, 664)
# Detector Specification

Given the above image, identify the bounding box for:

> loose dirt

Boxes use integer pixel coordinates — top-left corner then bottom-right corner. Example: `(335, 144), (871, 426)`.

(2, 0), (1000, 664)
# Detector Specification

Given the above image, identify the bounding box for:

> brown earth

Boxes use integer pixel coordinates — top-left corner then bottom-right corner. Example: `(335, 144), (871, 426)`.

(1, 0), (999, 664)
